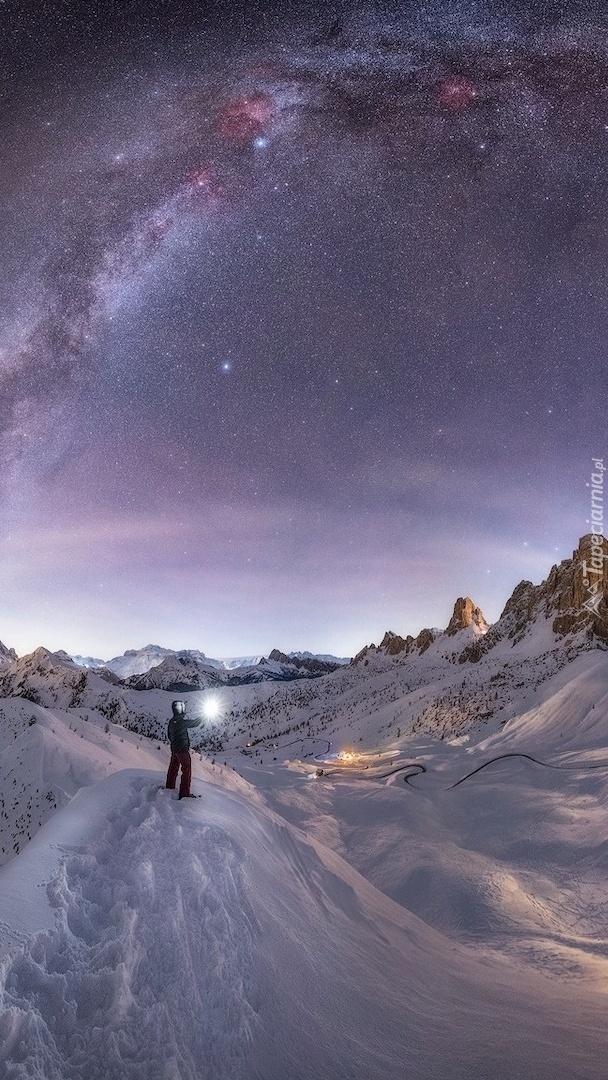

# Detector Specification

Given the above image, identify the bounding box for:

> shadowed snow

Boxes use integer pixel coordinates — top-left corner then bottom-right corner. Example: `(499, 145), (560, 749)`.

(0, 769), (607, 1079)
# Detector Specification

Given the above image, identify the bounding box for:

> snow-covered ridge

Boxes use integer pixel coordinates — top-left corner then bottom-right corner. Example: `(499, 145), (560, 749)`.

(355, 534), (607, 668)
(73, 644), (215, 678)
(198, 537), (608, 759)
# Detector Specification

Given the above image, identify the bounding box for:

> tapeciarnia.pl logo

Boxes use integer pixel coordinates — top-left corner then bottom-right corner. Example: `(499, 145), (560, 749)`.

(583, 458), (606, 617)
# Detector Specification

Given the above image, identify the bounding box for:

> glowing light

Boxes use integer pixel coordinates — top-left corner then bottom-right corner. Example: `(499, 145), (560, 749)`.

(201, 693), (222, 720)
(337, 750), (361, 763)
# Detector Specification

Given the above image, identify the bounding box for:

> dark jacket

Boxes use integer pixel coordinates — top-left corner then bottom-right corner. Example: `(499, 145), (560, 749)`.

(167, 715), (201, 754)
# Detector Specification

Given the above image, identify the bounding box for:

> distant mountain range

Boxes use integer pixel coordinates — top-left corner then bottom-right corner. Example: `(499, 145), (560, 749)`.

(0, 640), (351, 697)
(0, 534), (606, 706)
(66, 645), (351, 688)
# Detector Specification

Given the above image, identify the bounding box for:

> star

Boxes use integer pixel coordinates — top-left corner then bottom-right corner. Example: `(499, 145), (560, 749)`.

(1, 0), (605, 663)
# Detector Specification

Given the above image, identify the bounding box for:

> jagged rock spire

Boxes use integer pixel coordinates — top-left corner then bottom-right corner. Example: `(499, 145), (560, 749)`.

(445, 597), (489, 636)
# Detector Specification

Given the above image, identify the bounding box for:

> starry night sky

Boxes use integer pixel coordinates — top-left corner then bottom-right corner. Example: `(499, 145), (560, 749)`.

(1, 0), (607, 659)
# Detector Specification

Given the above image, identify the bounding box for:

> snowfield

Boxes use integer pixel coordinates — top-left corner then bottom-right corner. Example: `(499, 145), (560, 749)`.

(1, 766), (607, 1080)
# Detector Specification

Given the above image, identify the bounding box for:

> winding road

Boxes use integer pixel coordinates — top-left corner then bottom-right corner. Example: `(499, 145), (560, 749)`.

(449, 752), (608, 789)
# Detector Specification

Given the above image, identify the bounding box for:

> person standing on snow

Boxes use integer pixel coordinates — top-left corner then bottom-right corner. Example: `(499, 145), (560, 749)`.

(165, 699), (201, 799)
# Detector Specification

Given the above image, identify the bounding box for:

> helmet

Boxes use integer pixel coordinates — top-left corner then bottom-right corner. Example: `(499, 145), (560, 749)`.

(171, 700), (186, 716)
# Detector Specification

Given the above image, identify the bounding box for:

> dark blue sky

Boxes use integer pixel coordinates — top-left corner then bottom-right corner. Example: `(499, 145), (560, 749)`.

(0, 0), (605, 658)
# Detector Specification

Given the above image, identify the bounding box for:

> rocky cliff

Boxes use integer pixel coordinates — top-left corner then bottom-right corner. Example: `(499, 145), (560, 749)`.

(461, 534), (608, 662)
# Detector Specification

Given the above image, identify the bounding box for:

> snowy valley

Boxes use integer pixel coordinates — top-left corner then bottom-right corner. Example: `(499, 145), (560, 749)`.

(0, 536), (608, 1079)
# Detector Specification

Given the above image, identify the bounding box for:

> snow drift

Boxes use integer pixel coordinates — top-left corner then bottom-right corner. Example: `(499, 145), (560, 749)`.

(0, 769), (606, 1080)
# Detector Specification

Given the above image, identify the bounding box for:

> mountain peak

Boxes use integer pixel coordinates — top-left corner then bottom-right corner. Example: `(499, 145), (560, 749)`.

(377, 631), (414, 655)
(445, 597), (489, 637)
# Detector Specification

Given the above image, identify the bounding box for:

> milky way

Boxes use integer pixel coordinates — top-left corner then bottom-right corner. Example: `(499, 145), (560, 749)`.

(1, 0), (607, 657)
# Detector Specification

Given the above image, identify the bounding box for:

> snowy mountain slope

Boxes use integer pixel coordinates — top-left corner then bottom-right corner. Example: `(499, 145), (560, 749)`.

(188, 618), (600, 767)
(201, 537), (608, 758)
(1, 767), (607, 1080)
(477, 649), (608, 754)
(0, 690), (238, 869)
(230, 649), (608, 993)
(125, 654), (223, 691)
(0, 647), (122, 712)
(262, 737), (608, 988)
(0, 696), (165, 870)
(93, 644), (214, 679)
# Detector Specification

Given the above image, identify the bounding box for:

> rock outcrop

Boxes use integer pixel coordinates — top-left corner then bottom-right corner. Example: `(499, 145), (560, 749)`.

(0, 638), (18, 667)
(445, 597), (489, 636)
(501, 534), (607, 639)
(461, 534), (608, 662)
(353, 625), (438, 664)
(354, 536), (607, 670)
(267, 649), (341, 675)
(377, 631), (414, 656)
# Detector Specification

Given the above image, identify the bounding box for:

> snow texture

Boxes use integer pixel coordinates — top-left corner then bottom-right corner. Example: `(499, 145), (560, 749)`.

(0, 773), (257, 1080)
(0, 759), (607, 1079)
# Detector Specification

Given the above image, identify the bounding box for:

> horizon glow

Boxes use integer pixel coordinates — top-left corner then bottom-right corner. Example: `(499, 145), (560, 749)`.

(0, 1), (604, 661)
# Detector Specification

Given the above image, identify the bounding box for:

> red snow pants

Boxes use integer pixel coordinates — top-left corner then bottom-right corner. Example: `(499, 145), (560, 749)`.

(166, 751), (192, 798)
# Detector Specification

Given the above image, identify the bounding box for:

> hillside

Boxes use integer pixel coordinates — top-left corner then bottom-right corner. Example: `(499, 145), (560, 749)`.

(1, 765), (607, 1080)
(1, 535), (608, 1077)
